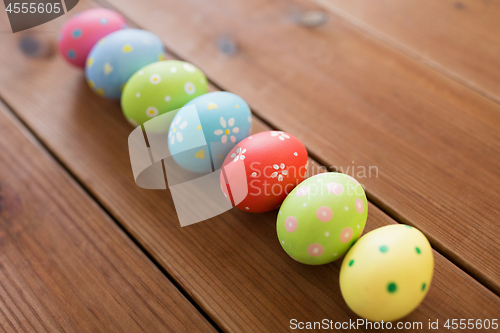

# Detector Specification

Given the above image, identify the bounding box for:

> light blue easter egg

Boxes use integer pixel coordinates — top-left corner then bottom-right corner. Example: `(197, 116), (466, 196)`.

(168, 92), (252, 173)
(85, 29), (165, 99)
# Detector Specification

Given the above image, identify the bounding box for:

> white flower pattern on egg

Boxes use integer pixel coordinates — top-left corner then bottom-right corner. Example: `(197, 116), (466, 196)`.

(146, 106), (159, 118)
(231, 148), (246, 162)
(214, 117), (239, 143)
(271, 163), (287, 182)
(184, 82), (195, 95)
(149, 74), (161, 84)
(168, 116), (188, 145)
(271, 131), (290, 141)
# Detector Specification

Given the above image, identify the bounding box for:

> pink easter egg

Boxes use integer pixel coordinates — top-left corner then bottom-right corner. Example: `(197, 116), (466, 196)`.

(57, 8), (127, 68)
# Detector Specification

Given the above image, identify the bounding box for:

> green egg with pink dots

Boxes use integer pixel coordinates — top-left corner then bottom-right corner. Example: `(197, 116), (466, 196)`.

(277, 172), (368, 265)
(121, 60), (208, 128)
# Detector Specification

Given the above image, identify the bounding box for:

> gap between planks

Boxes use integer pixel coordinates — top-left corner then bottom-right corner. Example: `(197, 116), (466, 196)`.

(310, 0), (500, 107)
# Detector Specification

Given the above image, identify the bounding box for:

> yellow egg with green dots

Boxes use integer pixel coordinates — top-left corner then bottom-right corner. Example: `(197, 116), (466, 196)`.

(339, 224), (434, 322)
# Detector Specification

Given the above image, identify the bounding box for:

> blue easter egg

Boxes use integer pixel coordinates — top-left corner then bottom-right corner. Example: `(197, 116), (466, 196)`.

(85, 29), (165, 99)
(168, 92), (252, 173)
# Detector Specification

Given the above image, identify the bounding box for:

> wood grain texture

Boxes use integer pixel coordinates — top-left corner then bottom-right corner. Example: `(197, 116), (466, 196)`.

(313, 0), (500, 103)
(0, 2), (499, 331)
(99, 0), (500, 293)
(0, 105), (216, 332)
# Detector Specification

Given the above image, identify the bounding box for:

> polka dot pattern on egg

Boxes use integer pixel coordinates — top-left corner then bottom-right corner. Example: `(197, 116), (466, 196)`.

(86, 29), (166, 100)
(58, 8), (127, 68)
(122, 60), (208, 128)
(339, 224), (434, 322)
(276, 172), (368, 265)
(168, 92), (252, 173)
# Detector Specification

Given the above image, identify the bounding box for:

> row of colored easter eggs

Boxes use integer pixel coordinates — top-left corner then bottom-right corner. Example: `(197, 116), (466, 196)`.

(58, 8), (433, 323)
(57, 8), (210, 124)
(57, 10), (308, 212)
(276, 172), (433, 321)
(221, 149), (433, 321)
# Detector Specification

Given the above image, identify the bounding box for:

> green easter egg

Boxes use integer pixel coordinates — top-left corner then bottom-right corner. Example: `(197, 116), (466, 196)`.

(277, 172), (368, 265)
(121, 60), (208, 127)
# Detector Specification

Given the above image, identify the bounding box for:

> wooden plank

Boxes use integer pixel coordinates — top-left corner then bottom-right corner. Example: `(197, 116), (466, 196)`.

(0, 2), (499, 331)
(0, 105), (216, 331)
(313, 0), (500, 103)
(99, 0), (500, 293)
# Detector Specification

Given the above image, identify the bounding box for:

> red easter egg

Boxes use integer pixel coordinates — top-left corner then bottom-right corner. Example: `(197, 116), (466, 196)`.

(220, 131), (308, 213)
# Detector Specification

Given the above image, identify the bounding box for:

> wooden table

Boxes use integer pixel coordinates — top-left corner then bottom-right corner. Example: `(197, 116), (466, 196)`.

(0, 0), (499, 331)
